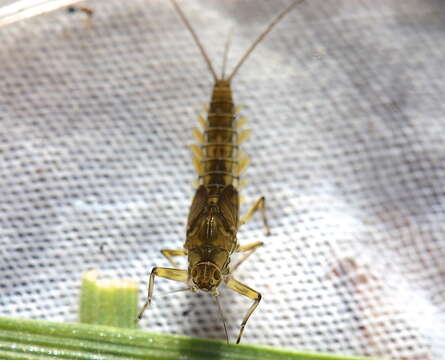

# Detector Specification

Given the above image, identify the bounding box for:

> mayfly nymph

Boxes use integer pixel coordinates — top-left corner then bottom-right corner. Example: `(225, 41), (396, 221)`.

(138, 0), (304, 344)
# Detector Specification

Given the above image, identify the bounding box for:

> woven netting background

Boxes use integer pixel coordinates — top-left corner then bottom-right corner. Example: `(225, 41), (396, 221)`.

(1, 0), (445, 359)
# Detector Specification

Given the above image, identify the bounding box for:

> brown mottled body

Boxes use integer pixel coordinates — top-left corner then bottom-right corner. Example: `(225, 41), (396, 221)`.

(186, 80), (240, 292)
(138, 0), (304, 344)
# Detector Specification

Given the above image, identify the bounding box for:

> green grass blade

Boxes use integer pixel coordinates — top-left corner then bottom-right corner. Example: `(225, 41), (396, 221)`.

(79, 270), (139, 329)
(0, 316), (385, 360)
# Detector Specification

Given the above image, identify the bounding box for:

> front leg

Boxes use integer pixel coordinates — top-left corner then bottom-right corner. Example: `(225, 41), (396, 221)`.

(137, 267), (188, 320)
(225, 277), (262, 344)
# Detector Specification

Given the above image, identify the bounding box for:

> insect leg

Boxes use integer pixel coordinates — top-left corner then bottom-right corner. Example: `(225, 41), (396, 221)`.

(137, 267), (188, 321)
(225, 277), (261, 344)
(239, 196), (270, 235)
(67, 5), (94, 28)
(160, 249), (187, 268)
(67, 5), (94, 17)
(231, 241), (264, 273)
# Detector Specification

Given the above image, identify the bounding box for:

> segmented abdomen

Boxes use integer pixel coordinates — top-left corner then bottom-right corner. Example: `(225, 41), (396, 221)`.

(191, 80), (250, 199)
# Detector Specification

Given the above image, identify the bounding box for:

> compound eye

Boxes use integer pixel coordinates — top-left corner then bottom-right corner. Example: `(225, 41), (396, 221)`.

(213, 271), (221, 282)
(192, 268), (198, 279)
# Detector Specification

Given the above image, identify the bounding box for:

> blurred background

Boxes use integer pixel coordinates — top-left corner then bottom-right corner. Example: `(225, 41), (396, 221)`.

(1, 0), (444, 359)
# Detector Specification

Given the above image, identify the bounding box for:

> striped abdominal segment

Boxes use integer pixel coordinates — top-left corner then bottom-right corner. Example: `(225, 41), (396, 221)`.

(191, 83), (250, 194)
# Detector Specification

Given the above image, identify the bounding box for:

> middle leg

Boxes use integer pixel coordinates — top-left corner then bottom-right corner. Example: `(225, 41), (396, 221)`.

(160, 249), (187, 268)
(231, 241), (263, 273)
(239, 196), (270, 235)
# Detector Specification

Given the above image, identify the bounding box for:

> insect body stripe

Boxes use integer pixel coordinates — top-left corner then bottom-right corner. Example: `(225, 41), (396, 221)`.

(204, 127), (237, 133)
(200, 170), (238, 177)
(202, 143), (239, 148)
(201, 158), (238, 163)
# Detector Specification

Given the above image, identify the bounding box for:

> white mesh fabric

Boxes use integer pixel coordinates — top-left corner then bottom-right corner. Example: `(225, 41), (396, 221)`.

(1, 1), (444, 359)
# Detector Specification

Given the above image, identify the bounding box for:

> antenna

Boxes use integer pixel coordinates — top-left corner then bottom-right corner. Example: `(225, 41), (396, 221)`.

(170, 0), (218, 82)
(214, 294), (230, 343)
(226, 0), (305, 81)
(221, 28), (233, 80)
